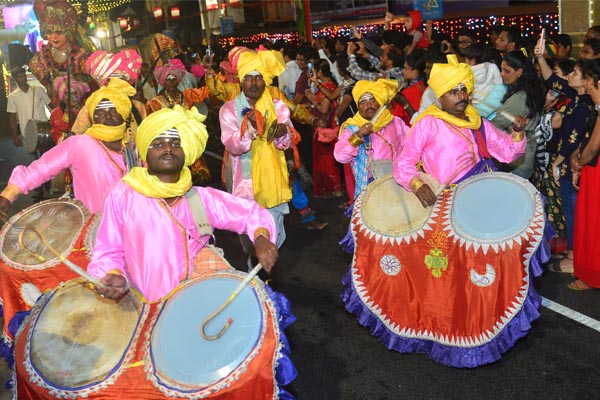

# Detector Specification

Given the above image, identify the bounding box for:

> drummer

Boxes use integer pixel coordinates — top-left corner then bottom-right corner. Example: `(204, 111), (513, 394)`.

(0, 78), (135, 216)
(393, 54), (528, 208)
(88, 106), (278, 302)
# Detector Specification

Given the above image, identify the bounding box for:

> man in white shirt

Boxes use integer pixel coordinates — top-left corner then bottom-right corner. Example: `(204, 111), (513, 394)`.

(7, 66), (51, 148)
(278, 45), (302, 100)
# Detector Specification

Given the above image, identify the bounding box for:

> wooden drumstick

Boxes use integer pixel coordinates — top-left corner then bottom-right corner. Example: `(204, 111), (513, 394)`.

(17, 226), (106, 290)
(200, 263), (263, 341)
(471, 99), (517, 123)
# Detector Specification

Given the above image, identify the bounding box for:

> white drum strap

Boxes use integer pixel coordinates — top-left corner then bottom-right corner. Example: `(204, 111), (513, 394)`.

(184, 189), (214, 237)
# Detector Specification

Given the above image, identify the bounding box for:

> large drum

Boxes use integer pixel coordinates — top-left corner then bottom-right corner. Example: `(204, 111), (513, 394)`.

(14, 250), (296, 399)
(24, 120), (54, 154)
(343, 172), (548, 368)
(0, 198), (93, 355)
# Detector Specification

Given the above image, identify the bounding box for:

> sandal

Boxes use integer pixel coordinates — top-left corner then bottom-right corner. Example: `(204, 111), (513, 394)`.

(548, 262), (574, 274)
(549, 252), (567, 262)
(567, 279), (593, 291)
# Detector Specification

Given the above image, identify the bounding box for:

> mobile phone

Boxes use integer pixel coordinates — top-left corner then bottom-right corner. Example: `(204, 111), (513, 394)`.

(307, 62), (313, 77)
(549, 89), (559, 98)
(206, 47), (212, 57)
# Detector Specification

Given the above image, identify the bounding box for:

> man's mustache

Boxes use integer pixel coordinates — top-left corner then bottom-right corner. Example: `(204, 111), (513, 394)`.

(456, 100), (468, 106)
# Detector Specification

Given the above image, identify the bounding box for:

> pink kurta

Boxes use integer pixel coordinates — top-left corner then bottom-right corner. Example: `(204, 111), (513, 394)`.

(334, 116), (408, 170)
(8, 134), (126, 213)
(87, 182), (277, 302)
(393, 116), (526, 190)
(219, 99), (291, 201)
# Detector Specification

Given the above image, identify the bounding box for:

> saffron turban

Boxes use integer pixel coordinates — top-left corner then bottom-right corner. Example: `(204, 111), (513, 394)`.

(428, 54), (475, 98)
(236, 47), (286, 86)
(85, 78), (135, 123)
(86, 49), (143, 86)
(352, 79), (399, 109)
(53, 76), (90, 102)
(154, 59), (186, 86)
(136, 105), (208, 167)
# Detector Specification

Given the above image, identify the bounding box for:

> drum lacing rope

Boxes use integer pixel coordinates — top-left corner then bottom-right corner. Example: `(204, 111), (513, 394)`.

(200, 263), (263, 341)
(17, 226), (106, 290)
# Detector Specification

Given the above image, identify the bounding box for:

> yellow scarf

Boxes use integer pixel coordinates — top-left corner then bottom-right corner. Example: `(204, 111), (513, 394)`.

(122, 167), (192, 198)
(340, 108), (394, 134)
(413, 104), (482, 130)
(85, 122), (126, 142)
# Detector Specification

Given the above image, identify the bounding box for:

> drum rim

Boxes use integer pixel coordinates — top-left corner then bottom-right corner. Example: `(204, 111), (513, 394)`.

(446, 172), (540, 245)
(84, 214), (102, 260)
(0, 198), (92, 270)
(20, 279), (148, 395)
(356, 173), (441, 243)
(144, 270), (277, 397)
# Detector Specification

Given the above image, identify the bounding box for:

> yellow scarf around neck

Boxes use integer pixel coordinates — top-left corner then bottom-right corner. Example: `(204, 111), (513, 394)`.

(122, 167), (192, 198)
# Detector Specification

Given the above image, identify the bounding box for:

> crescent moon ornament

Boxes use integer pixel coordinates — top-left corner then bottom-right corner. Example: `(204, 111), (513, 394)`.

(470, 263), (496, 287)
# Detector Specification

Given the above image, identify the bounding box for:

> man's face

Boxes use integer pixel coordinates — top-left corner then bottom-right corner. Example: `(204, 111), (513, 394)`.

(46, 30), (70, 50)
(13, 72), (27, 89)
(163, 76), (179, 92)
(580, 45), (600, 60)
(556, 44), (571, 59)
(439, 85), (469, 117)
(380, 48), (392, 70)
(457, 35), (473, 55)
(495, 31), (512, 53)
(334, 40), (345, 53)
(357, 94), (380, 120)
(93, 103), (124, 126)
(295, 54), (308, 71)
(241, 74), (266, 101)
(146, 136), (185, 177)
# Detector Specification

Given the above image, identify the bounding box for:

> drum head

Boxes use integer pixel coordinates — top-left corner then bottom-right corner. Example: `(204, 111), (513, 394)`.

(361, 173), (440, 236)
(24, 120), (39, 153)
(371, 160), (393, 180)
(0, 198), (91, 270)
(29, 281), (143, 388)
(150, 273), (264, 388)
(451, 172), (536, 241)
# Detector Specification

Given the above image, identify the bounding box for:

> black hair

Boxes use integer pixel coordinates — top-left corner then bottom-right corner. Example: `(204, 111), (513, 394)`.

(386, 46), (404, 68)
(315, 59), (333, 80)
(554, 33), (572, 49)
(583, 38), (600, 56)
(405, 48), (427, 80)
(555, 59), (576, 76)
(502, 50), (544, 117)
(463, 43), (493, 64)
(500, 26), (522, 48)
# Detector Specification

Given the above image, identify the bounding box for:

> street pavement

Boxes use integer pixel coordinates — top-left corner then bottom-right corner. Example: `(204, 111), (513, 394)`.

(1, 133), (599, 399)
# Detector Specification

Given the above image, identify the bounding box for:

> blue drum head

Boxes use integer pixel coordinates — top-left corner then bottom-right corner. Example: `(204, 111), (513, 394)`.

(150, 275), (263, 389)
(451, 174), (535, 241)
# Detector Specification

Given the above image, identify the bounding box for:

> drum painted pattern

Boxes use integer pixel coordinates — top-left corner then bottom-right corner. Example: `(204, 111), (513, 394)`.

(0, 198), (91, 270)
(448, 172), (536, 243)
(22, 280), (147, 397)
(359, 173), (441, 242)
(349, 172), (545, 352)
(145, 270), (273, 397)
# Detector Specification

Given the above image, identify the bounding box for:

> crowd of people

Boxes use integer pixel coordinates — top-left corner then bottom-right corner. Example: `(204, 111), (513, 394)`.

(2, 0), (600, 393)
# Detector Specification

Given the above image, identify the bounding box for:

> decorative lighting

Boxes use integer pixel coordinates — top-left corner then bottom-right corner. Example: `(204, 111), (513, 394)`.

(153, 6), (163, 18)
(96, 29), (107, 39)
(171, 6), (180, 18)
(118, 17), (128, 29)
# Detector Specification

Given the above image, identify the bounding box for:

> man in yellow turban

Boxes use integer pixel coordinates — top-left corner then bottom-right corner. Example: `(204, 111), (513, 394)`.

(394, 54), (528, 208)
(220, 47), (293, 264)
(88, 105), (279, 302)
(333, 78), (409, 253)
(0, 78), (134, 215)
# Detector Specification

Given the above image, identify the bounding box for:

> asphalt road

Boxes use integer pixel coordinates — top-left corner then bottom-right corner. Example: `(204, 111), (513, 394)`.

(1, 132), (600, 400)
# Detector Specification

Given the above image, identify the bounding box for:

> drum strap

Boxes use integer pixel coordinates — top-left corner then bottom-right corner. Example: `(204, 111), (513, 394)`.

(184, 189), (213, 237)
(473, 128), (491, 159)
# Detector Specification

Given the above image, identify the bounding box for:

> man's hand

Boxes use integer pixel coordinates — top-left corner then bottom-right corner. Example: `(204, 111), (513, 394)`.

(347, 41), (357, 56)
(247, 110), (258, 130)
(414, 183), (437, 208)
(12, 135), (23, 148)
(512, 116), (529, 132)
(95, 273), (128, 300)
(254, 235), (278, 274)
(0, 196), (10, 216)
(357, 122), (373, 138)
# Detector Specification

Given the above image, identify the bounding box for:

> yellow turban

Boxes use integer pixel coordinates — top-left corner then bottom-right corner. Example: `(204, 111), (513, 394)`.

(122, 105), (209, 198)
(352, 79), (399, 108)
(236, 48), (286, 86)
(136, 105), (208, 167)
(85, 78), (135, 122)
(427, 54), (474, 98)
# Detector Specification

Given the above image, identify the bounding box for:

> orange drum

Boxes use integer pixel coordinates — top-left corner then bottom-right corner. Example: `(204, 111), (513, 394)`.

(0, 198), (94, 354)
(14, 250), (296, 399)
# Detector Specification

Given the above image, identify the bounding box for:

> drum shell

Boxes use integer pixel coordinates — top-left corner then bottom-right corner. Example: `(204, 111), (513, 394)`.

(24, 120), (54, 154)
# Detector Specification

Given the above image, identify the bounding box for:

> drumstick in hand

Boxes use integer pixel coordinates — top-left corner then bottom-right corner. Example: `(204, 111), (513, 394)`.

(17, 226), (106, 290)
(471, 99), (517, 123)
(200, 263), (263, 341)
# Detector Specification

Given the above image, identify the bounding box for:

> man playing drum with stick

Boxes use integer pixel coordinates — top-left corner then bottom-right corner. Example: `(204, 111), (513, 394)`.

(394, 54), (528, 205)
(0, 78), (136, 216)
(87, 105), (279, 302)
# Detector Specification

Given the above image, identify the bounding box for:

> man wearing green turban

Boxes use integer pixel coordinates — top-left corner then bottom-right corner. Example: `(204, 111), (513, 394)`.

(88, 105), (280, 302)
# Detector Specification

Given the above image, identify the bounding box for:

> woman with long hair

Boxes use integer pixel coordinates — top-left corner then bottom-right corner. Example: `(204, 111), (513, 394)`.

(305, 59), (344, 198)
(392, 48), (427, 126)
(491, 49), (545, 179)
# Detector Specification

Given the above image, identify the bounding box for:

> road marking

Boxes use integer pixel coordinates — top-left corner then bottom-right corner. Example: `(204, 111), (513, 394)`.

(542, 296), (600, 332)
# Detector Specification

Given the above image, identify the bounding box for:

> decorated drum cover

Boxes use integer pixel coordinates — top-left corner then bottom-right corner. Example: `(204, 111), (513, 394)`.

(21, 279), (147, 396)
(446, 172), (537, 245)
(359, 173), (441, 241)
(145, 270), (273, 397)
(0, 198), (91, 270)
(84, 214), (102, 260)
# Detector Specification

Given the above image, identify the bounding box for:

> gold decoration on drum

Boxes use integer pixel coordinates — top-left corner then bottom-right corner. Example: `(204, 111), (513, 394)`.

(425, 231), (449, 278)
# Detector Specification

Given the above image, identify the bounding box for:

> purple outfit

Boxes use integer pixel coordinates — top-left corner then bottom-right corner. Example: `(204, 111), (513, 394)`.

(87, 182), (277, 302)
(8, 134), (126, 213)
